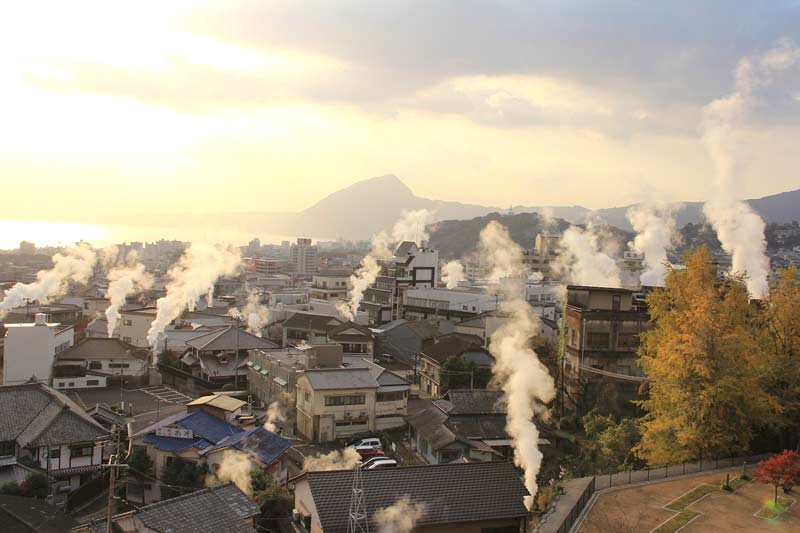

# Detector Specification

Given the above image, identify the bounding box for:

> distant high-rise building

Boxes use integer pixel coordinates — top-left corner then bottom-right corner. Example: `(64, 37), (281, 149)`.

(290, 238), (319, 275)
(19, 241), (35, 254)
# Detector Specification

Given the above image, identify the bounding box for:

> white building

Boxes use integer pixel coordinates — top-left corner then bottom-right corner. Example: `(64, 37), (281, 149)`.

(3, 314), (74, 385)
(290, 238), (318, 275)
(403, 287), (498, 321)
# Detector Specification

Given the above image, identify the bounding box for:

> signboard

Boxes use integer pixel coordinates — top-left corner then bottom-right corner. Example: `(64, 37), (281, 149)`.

(155, 427), (194, 439)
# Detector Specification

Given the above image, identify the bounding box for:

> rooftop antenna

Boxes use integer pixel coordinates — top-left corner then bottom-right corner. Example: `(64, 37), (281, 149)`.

(347, 464), (369, 533)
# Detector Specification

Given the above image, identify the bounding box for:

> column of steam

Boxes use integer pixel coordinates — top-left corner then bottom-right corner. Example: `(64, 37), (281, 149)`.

(0, 244), (97, 319)
(626, 204), (679, 287)
(105, 253), (154, 336)
(554, 224), (621, 287)
(700, 43), (799, 298)
(146, 243), (241, 365)
(479, 221), (555, 509)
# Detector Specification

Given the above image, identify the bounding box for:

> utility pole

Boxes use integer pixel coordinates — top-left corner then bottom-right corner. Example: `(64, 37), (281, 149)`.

(103, 426), (128, 533)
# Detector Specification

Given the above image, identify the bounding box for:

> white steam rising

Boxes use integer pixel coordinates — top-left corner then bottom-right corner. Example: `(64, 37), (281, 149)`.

(105, 254), (154, 337)
(480, 221), (556, 509)
(263, 401), (285, 433)
(303, 447), (361, 472)
(209, 449), (253, 495)
(229, 290), (270, 337)
(0, 244), (97, 319)
(626, 204), (679, 287)
(374, 496), (428, 533)
(556, 225), (621, 287)
(147, 243), (241, 353)
(701, 43), (799, 297)
(441, 260), (465, 289)
(392, 209), (433, 245)
(337, 233), (393, 321)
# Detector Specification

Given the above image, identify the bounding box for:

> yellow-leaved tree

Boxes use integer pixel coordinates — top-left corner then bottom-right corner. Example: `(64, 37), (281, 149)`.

(636, 247), (776, 464)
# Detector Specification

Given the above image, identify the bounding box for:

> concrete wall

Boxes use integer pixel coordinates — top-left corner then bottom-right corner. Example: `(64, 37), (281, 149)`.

(3, 323), (73, 385)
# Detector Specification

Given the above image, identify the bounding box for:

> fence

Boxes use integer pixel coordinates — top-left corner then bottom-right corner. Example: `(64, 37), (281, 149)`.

(593, 452), (771, 491)
(537, 477), (596, 533)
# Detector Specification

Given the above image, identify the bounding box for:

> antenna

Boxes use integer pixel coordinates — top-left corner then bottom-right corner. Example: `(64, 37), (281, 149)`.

(347, 464), (369, 533)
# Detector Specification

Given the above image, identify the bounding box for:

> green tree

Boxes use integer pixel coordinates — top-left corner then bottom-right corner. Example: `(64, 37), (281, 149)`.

(251, 468), (292, 528)
(18, 473), (48, 499)
(127, 446), (154, 503)
(161, 458), (208, 499)
(636, 247), (776, 464)
(0, 482), (19, 495)
(440, 356), (472, 391)
(580, 410), (640, 473)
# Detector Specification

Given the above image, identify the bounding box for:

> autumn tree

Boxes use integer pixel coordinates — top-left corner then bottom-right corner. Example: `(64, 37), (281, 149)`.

(753, 450), (800, 503)
(758, 267), (800, 448)
(636, 247), (776, 464)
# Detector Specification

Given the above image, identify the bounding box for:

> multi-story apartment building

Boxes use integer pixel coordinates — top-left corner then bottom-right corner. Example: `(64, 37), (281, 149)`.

(308, 271), (350, 301)
(290, 238), (319, 275)
(362, 242), (439, 323)
(563, 285), (650, 412)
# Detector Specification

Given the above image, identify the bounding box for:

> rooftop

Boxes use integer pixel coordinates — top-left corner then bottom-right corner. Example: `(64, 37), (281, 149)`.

(0, 494), (78, 533)
(421, 333), (488, 363)
(301, 367), (379, 390)
(187, 394), (246, 412)
(55, 338), (149, 362)
(185, 326), (278, 351)
(300, 461), (529, 532)
(283, 312), (343, 332)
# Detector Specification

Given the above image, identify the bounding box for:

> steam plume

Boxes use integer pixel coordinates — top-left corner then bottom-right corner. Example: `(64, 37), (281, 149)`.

(626, 204), (678, 287)
(147, 243), (240, 352)
(337, 233), (392, 321)
(441, 260), (465, 289)
(0, 244), (97, 319)
(392, 209), (433, 245)
(105, 254), (154, 336)
(229, 290), (270, 337)
(263, 401), (285, 433)
(556, 225), (621, 287)
(701, 42), (799, 297)
(480, 221), (556, 509)
(374, 496), (428, 533)
(303, 447), (361, 472)
(209, 449), (253, 495)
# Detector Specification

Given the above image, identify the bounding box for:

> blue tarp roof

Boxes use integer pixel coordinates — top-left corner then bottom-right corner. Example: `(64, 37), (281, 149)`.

(140, 411), (242, 452)
(202, 427), (291, 466)
(143, 434), (213, 452)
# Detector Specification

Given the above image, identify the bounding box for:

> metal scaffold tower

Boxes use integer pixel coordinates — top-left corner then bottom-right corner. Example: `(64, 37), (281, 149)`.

(347, 465), (369, 533)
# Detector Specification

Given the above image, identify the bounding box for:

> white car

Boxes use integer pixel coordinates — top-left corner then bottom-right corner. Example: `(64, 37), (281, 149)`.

(353, 437), (382, 450)
(363, 457), (398, 470)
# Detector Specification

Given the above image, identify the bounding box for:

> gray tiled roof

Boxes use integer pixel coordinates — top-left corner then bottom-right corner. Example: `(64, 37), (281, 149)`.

(304, 461), (529, 532)
(186, 326), (278, 351)
(283, 312), (343, 332)
(0, 383), (109, 447)
(55, 338), (149, 361)
(0, 494), (78, 533)
(135, 484), (259, 533)
(437, 389), (506, 415)
(302, 368), (379, 390)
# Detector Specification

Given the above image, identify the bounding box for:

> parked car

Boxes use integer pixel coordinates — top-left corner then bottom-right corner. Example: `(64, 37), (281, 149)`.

(364, 458), (398, 470)
(357, 447), (385, 460)
(380, 353), (395, 362)
(351, 437), (382, 450)
(359, 456), (391, 469)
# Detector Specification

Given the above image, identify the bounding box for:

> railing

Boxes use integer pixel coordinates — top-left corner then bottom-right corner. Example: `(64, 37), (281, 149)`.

(593, 452), (771, 490)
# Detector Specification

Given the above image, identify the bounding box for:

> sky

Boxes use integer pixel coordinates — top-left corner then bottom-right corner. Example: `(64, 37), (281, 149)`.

(2, 0), (799, 222)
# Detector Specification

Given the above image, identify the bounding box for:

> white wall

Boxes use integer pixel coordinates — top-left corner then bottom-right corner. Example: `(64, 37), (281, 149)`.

(3, 323), (73, 385)
(53, 375), (107, 389)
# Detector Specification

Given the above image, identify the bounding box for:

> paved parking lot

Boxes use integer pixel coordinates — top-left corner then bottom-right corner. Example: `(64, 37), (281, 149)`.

(139, 385), (194, 404)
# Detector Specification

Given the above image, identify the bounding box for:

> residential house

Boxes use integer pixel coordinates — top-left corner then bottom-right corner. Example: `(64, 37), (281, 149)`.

(179, 326), (278, 387)
(131, 409), (291, 503)
(117, 307), (159, 348)
(373, 318), (454, 368)
(0, 382), (110, 491)
(326, 321), (374, 355)
(75, 483), (260, 533)
(2, 303), (82, 326)
(295, 364), (409, 443)
(0, 494), (78, 533)
(53, 338), (150, 384)
(281, 313), (343, 347)
(308, 271), (350, 301)
(418, 333), (493, 398)
(407, 389), (558, 465)
(292, 461), (530, 533)
(403, 287), (497, 322)
(3, 314), (74, 386)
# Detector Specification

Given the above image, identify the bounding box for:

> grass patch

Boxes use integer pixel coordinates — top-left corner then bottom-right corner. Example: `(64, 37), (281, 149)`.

(756, 497), (794, 520)
(729, 477), (750, 491)
(665, 484), (719, 511)
(653, 510), (700, 533)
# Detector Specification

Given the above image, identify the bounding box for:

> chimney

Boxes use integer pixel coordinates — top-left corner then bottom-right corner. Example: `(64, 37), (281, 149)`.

(34, 313), (47, 326)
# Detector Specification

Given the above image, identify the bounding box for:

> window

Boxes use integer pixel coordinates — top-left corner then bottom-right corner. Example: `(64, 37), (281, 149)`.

(304, 392), (310, 402)
(70, 445), (93, 458)
(0, 441), (15, 457)
(570, 329), (576, 345)
(86, 379), (100, 386)
(612, 294), (621, 311)
(89, 361), (102, 370)
(123, 319), (132, 326)
(377, 391), (406, 402)
(587, 332), (610, 348)
(49, 448), (60, 459)
(123, 336), (132, 344)
(324, 395), (366, 406)
(68, 382), (75, 387)
(109, 363), (130, 368)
